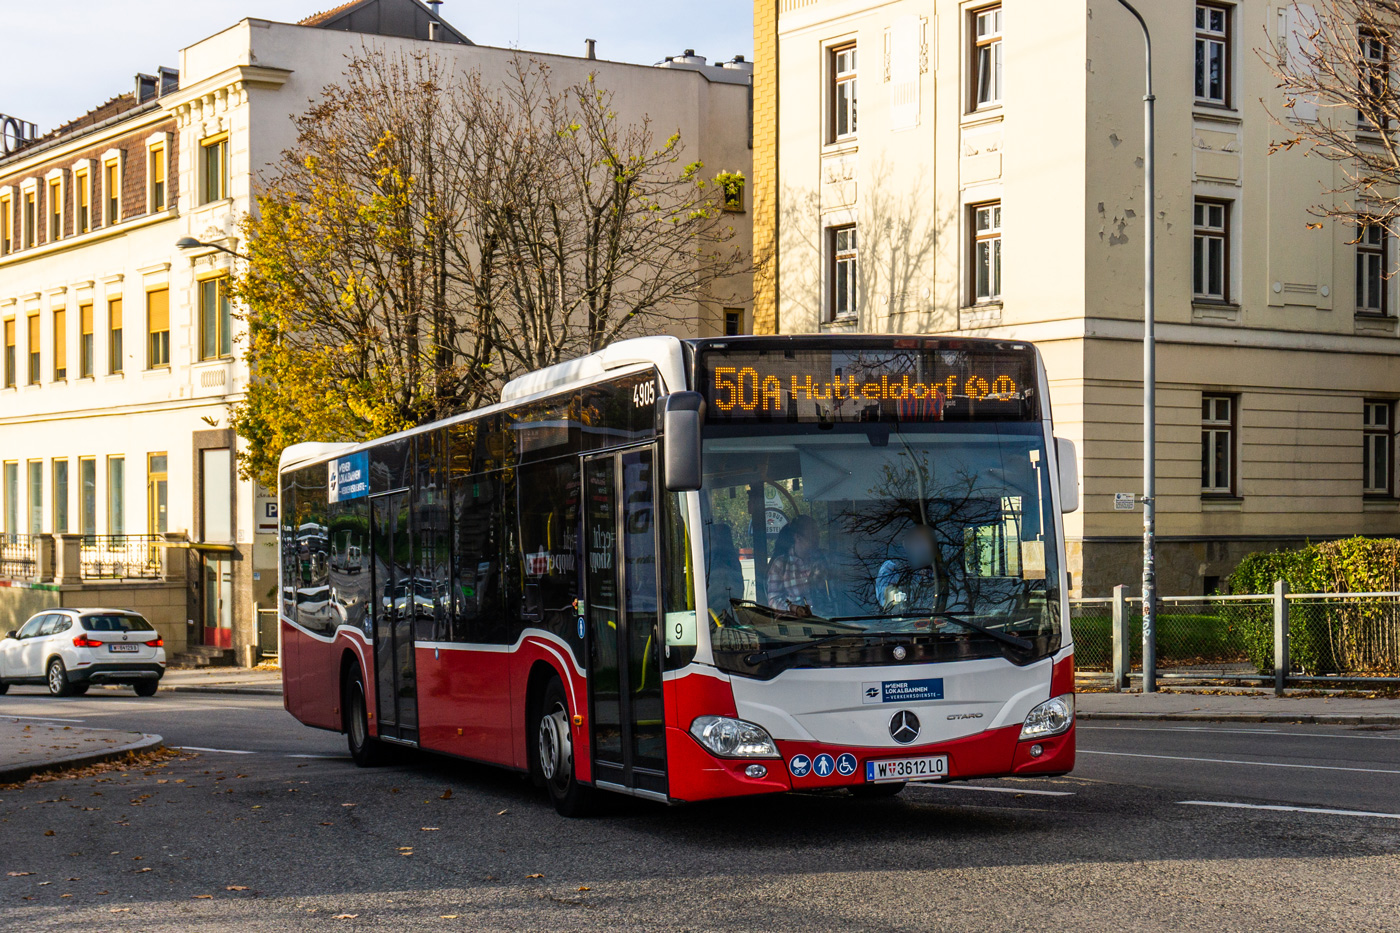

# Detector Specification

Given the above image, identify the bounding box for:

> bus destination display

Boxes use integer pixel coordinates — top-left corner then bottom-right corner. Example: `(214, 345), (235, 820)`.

(699, 345), (1037, 423)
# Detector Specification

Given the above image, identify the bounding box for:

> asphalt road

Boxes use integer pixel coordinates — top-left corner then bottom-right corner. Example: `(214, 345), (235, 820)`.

(2, 687), (1398, 932)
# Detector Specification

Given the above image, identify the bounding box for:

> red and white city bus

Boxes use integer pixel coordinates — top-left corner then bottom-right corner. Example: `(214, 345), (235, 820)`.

(278, 335), (1078, 815)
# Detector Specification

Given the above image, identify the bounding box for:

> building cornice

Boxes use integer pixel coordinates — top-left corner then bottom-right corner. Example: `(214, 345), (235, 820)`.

(0, 104), (169, 182)
(162, 65), (293, 126)
(0, 208), (178, 271)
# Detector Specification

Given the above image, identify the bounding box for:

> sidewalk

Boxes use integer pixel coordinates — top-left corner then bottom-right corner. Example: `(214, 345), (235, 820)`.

(152, 667), (283, 695)
(1077, 690), (1400, 725)
(0, 719), (163, 784)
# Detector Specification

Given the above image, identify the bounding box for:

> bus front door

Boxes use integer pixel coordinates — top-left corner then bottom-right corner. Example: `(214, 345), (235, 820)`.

(370, 490), (418, 744)
(582, 447), (667, 799)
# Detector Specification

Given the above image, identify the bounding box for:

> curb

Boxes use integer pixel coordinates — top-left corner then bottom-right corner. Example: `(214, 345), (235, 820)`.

(159, 685), (281, 696)
(1078, 712), (1400, 725)
(0, 731), (164, 785)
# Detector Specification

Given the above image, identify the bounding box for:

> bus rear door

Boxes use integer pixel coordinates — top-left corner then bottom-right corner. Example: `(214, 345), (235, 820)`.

(370, 490), (419, 744)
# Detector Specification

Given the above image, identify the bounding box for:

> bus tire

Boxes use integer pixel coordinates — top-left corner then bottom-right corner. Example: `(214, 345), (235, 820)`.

(535, 676), (595, 817)
(850, 782), (906, 800)
(345, 666), (389, 767)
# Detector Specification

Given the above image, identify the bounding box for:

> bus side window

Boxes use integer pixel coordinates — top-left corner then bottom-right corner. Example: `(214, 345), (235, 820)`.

(451, 472), (504, 644)
(516, 459), (582, 648)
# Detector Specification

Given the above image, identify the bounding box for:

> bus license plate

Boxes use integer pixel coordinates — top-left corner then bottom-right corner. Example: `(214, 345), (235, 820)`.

(109, 644), (140, 653)
(866, 755), (949, 783)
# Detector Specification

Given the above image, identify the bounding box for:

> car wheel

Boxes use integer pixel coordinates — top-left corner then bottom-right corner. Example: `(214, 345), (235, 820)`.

(850, 782), (906, 800)
(47, 659), (74, 697)
(345, 667), (388, 767)
(534, 676), (595, 817)
(0, 679), (8, 695)
(70, 683), (90, 696)
(132, 681), (158, 697)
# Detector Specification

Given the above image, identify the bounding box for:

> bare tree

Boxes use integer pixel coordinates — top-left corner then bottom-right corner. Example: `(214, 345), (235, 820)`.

(232, 49), (745, 486)
(1266, 2), (1400, 233)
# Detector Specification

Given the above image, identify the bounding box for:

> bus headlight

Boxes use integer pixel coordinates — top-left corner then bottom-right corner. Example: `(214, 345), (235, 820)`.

(689, 716), (781, 758)
(1020, 695), (1074, 740)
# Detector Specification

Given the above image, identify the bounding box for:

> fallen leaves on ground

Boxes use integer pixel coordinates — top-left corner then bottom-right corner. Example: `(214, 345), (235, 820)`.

(193, 894), (213, 899)
(226, 885), (248, 891)
(332, 914), (358, 920)
(440, 789), (453, 799)
(420, 827), (439, 831)
(6, 872), (33, 877)
(526, 873), (544, 879)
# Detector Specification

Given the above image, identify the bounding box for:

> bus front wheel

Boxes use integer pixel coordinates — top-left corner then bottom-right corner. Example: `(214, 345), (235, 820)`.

(345, 667), (389, 767)
(535, 676), (595, 817)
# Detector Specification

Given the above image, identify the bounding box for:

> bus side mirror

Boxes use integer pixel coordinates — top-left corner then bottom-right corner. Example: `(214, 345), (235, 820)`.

(1055, 437), (1080, 513)
(663, 391), (705, 492)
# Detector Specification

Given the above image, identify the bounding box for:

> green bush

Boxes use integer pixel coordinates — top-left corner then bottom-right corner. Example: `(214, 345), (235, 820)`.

(1227, 537), (1400, 675)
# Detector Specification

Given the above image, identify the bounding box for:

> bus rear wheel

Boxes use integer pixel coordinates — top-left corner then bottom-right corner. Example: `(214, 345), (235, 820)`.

(345, 667), (389, 767)
(535, 676), (595, 817)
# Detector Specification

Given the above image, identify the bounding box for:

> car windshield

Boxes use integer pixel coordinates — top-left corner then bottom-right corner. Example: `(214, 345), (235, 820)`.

(83, 614), (154, 632)
(700, 421), (1062, 676)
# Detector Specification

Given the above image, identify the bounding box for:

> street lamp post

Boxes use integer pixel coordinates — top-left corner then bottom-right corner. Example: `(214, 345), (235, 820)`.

(1114, 0), (1157, 693)
(175, 236), (247, 260)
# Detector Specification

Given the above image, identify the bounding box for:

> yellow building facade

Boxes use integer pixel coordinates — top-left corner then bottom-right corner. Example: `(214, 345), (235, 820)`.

(755, 0), (1399, 595)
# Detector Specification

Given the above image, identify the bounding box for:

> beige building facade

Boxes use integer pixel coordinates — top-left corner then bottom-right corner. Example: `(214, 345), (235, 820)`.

(1, 0), (753, 661)
(755, 0), (1400, 596)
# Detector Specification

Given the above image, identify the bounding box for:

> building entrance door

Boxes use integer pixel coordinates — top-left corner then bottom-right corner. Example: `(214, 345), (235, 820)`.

(202, 556), (233, 648)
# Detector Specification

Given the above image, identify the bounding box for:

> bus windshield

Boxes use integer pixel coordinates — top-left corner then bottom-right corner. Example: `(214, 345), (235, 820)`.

(699, 421), (1062, 677)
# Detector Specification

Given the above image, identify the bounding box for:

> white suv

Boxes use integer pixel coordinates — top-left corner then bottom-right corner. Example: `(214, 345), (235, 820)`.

(0, 609), (166, 697)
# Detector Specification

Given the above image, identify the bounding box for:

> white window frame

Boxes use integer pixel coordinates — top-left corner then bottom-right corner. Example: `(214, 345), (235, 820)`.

(1358, 28), (1389, 131)
(44, 168), (65, 244)
(20, 179), (38, 249)
(830, 44), (858, 143)
(971, 4), (1003, 112)
(200, 133), (230, 205)
(971, 201), (1003, 303)
(71, 160), (93, 235)
(1193, 199), (1231, 302)
(100, 148), (124, 227)
(1201, 394), (1237, 496)
(827, 222), (859, 322)
(1194, 3), (1231, 107)
(1363, 400), (1394, 496)
(145, 132), (171, 214)
(1356, 222), (1390, 315)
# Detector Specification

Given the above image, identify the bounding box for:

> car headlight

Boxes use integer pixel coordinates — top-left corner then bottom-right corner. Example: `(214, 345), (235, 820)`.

(689, 715), (780, 758)
(1020, 694), (1074, 740)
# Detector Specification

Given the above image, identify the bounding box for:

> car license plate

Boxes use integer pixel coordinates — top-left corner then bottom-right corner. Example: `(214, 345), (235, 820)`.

(865, 755), (949, 783)
(109, 644), (140, 653)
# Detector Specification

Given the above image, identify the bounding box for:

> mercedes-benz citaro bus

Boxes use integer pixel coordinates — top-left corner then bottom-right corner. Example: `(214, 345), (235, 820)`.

(278, 335), (1079, 815)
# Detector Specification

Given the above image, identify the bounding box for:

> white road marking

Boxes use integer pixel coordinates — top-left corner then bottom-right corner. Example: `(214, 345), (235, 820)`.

(285, 754), (351, 760)
(1081, 749), (1400, 775)
(171, 746), (257, 755)
(1180, 800), (1400, 820)
(3, 714), (86, 723)
(918, 784), (1075, 797)
(1081, 725), (1400, 742)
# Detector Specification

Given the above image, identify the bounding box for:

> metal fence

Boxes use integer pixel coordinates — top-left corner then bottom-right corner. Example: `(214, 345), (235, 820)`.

(0, 534), (39, 579)
(79, 535), (163, 580)
(1071, 588), (1400, 685)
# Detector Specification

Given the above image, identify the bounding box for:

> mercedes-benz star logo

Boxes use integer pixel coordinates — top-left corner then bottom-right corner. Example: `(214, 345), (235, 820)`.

(892, 645), (907, 661)
(889, 710), (921, 744)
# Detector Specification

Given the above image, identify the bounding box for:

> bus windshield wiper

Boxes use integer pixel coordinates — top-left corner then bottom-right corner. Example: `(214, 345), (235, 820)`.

(743, 631), (905, 665)
(929, 613), (1034, 652)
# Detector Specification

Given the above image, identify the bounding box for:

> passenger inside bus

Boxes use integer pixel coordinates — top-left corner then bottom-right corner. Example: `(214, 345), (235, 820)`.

(764, 515), (829, 615)
(705, 524), (744, 616)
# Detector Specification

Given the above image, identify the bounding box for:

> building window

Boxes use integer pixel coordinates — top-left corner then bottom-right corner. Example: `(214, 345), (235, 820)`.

(149, 145), (166, 212)
(107, 455), (125, 536)
(147, 452), (168, 535)
(3, 318), (14, 388)
(831, 45), (857, 142)
(75, 169), (90, 234)
(27, 460), (42, 535)
(79, 457), (96, 539)
(828, 224), (858, 321)
(53, 459), (69, 535)
(1359, 29), (1389, 130)
(24, 190), (36, 248)
(199, 277), (233, 360)
(1, 195), (11, 255)
(201, 134), (228, 203)
(719, 172), (745, 212)
(972, 202), (1003, 303)
(79, 303), (94, 378)
(1357, 223), (1389, 314)
(1364, 400), (1394, 496)
(146, 288), (169, 368)
(104, 159), (120, 226)
(26, 312), (40, 384)
(1193, 199), (1230, 301)
(108, 296), (123, 374)
(3, 462), (17, 540)
(47, 178), (62, 242)
(53, 306), (66, 381)
(973, 5), (1003, 110)
(1194, 3), (1230, 106)
(1201, 395), (1236, 495)
(724, 308), (745, 336)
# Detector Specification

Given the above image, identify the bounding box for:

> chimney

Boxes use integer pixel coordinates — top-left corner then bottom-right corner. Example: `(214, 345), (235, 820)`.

(585, 38), (596, 60)
(427, 0), (442, 39)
